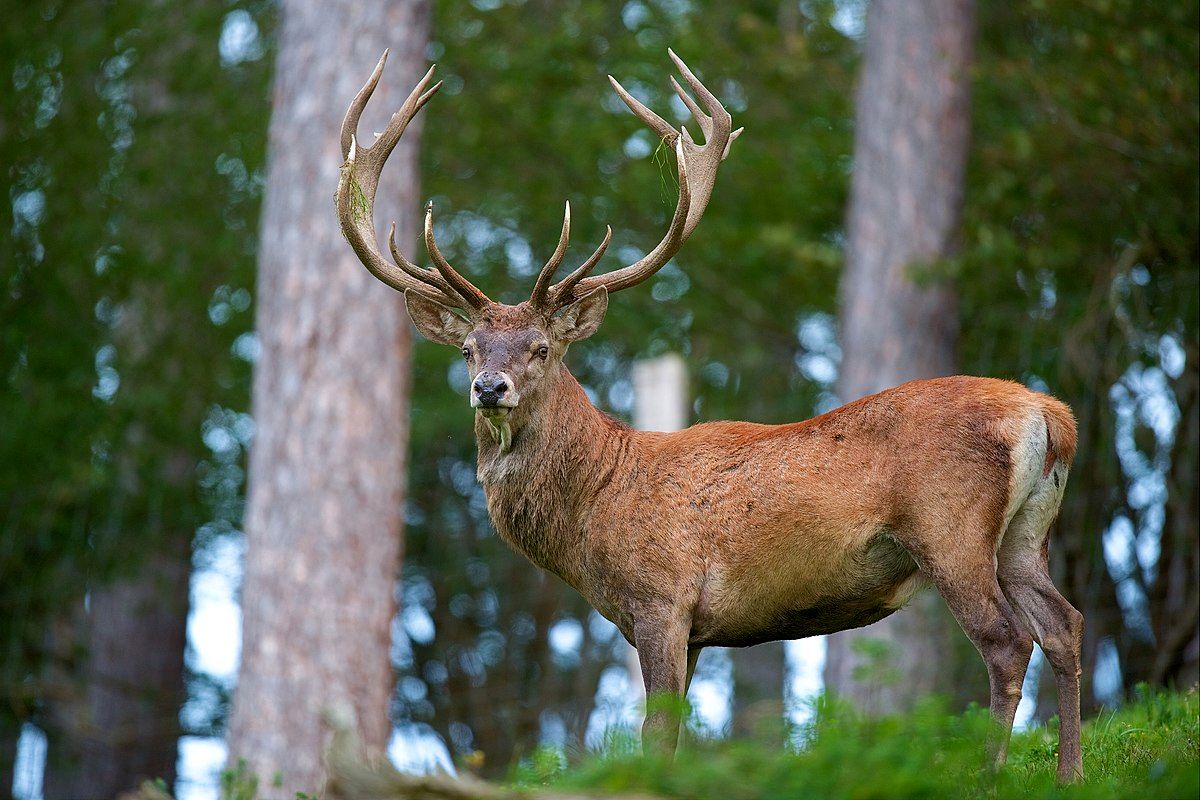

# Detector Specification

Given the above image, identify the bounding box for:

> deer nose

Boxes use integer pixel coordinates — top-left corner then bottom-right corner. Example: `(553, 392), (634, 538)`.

(473, 372), (509, 407)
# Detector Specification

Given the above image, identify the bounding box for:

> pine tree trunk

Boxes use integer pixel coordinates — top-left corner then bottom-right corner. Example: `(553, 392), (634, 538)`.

(730, 643), (785, 739)
(226, 1), (426, 793)
(823, 0), (976, 714)
(42, 540), (191, 799)
(1, 721), (20, 799)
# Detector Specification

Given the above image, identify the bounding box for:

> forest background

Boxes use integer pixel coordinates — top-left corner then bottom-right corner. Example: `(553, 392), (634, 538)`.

(1, 0), (1196, 797)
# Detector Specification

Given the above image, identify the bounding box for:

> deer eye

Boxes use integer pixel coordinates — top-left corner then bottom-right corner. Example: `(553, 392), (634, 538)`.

(536, 345), (549, 359)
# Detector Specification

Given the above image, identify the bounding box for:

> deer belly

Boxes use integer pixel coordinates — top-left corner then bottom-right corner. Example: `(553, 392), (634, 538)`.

(689, 529), (925, 647)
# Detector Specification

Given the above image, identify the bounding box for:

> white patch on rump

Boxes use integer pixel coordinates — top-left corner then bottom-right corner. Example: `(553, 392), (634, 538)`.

(996, 411), (1049, 554)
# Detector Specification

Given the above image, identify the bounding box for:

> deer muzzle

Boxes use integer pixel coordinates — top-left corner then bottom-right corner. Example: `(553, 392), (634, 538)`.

(471, 371), (518, 413)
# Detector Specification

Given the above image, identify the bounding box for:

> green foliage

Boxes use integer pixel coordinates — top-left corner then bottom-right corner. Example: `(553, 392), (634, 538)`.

(964, 0), (1198, 384)
(220, 758), (260, 800)
(0, 0), (272, 735)
(125, 778), (174, 800)
(530, 688), (1199, 800)
(848, 637), (901, 688)
(115, 763), (274, 800)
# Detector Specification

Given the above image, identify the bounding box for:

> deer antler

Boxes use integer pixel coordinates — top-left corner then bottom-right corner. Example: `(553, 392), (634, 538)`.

(535, 49), (742, 311)
(339, 51), (738, 317)
(336, 52), (490, 312)
(528, 201), (613, 311)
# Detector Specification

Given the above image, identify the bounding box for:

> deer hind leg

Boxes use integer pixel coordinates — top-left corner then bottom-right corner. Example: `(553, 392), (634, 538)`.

(997, 464), (1083, 782)
(685, 645), (702, 694)
(937, 569), (1033, 768)
(897, 520), (1033, 769)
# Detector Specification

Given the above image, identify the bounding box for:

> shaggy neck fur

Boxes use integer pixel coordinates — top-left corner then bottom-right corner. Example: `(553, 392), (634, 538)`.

(474, 365), (630, 585)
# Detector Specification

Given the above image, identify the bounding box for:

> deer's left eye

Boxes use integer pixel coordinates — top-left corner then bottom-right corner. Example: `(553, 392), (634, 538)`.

(535, 345), (549, 359)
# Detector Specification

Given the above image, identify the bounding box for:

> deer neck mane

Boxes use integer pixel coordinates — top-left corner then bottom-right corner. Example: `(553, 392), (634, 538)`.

(474, 366), (628, 582)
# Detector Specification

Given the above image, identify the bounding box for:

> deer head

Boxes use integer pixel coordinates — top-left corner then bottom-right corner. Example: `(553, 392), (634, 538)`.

(336, 50), (741, 449)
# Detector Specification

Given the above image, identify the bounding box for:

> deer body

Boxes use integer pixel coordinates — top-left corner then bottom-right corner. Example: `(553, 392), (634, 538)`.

(476, 367), (1074, 654)
(336, 51), (1085, 781)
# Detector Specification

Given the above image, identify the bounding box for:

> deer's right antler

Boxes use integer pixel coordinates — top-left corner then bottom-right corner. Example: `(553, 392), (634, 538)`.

(336, 52), (490, 312)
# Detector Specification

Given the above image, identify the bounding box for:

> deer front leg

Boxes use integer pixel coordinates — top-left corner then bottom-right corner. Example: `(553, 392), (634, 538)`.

(634, 613), (691, 756)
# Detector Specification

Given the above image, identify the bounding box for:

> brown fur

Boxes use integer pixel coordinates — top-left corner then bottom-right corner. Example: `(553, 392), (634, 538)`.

(471, 371), (1069, 643)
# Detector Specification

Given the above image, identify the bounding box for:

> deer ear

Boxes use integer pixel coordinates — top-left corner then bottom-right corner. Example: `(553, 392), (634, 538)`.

(404, 290), (474, 345)
(550, 286), (608, 343)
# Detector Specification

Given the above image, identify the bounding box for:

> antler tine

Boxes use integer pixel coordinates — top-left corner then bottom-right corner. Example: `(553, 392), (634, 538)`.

(668, 58), (745, 160)
(549, 50), (734, 307)
(670, 75), (708, 132)
(424, 202), (490, 311)
(553, 139), (692, 302)
(388, 222), (459, 297)
(670, 72), (744, 158)
(340, 49), (389, 160)
(372, 63), (441, 165)
(530, 201), (572, 309)
(667, 49), (725, 125)
(666, 49), (733, 239)
(336, 53), (489, 311)
(546, 225), (613, 308)
(608, 76), (677, 145)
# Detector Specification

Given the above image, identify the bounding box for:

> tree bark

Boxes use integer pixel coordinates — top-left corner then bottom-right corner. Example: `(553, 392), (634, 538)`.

(1, 723), (19, 800)
(226, 1), (426, 794)
(43, 540), (191, 799)
(730, 643), (785, 739)
(823, 0), (976, 714)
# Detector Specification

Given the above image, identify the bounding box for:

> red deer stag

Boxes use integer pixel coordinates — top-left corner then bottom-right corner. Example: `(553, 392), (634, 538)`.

(336, 51), (1083, 781)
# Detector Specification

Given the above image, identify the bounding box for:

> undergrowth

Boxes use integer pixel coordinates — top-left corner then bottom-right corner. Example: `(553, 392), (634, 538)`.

(516, 685), (1199, 800)
(172, 686), (1196, 799)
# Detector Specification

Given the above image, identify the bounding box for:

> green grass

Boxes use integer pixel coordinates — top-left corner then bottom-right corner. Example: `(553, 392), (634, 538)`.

(518, 686), (1199, 799)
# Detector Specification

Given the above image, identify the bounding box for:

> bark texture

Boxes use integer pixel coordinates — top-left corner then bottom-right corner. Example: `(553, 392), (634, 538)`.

(0, 728), (13, 800)
(823, 0), (976, 713)
(42, 543), (191, 799)
(730, 643), (785, 739)
(226, 1), (426, 793)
